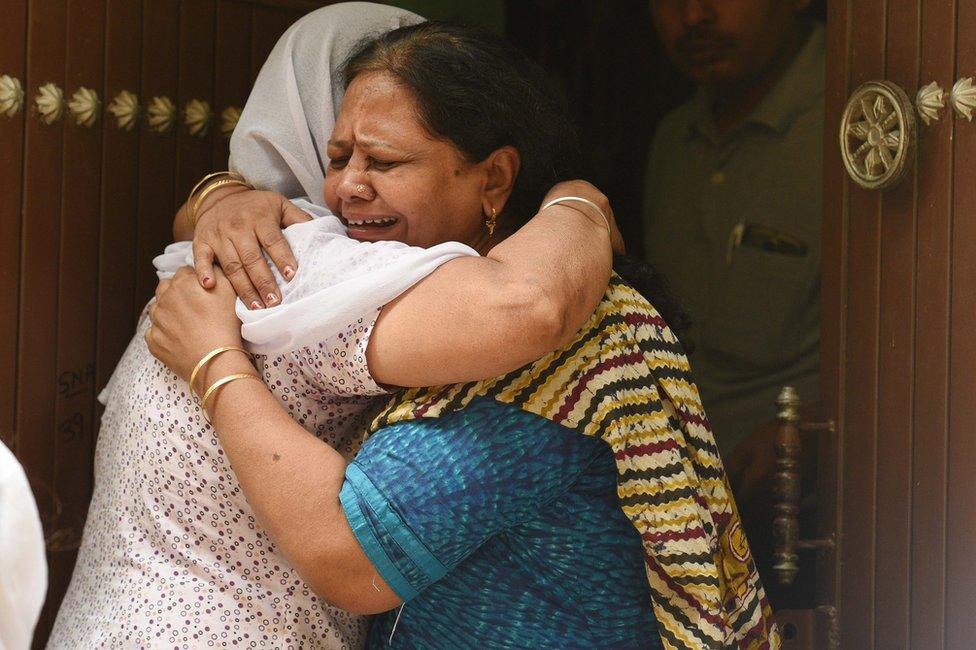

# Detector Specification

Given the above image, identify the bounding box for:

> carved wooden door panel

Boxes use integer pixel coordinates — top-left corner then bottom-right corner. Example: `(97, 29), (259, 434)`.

(823, 0), (976, 647)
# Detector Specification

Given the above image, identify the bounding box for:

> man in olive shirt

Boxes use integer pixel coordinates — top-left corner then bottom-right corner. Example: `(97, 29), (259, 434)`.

(644, 2), (823, 607)
(645, 2), (822, 463)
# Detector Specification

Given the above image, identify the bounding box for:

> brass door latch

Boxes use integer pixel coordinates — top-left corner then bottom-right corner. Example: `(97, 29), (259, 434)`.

(773, 386), (836, 586)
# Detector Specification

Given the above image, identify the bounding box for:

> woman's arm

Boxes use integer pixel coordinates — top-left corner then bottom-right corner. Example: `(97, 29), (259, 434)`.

(147, 269), (593, 614)
(201, 353), (400, 614)
(179, 177), (617, 386)
(368, 183), (614, 387)
(146, 270), (399, 614)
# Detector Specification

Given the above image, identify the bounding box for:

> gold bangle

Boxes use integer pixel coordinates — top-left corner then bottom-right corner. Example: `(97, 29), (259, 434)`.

(187, 177), (253, 229)
(185, 171), (243, 226)
(201, 373), (262, 423)
(188, 171), (242, 201)
(189, 345), (250, 399)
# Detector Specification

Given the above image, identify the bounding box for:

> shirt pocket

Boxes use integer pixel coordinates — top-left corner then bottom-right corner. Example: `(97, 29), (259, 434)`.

(703, 244), (813, 372)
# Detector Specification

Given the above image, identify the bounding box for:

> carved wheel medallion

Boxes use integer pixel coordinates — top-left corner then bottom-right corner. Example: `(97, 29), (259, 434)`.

(840, 81), (916, 190)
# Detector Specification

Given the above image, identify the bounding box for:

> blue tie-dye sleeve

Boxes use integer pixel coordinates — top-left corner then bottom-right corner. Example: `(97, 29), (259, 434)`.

(338, 396), (597, 601)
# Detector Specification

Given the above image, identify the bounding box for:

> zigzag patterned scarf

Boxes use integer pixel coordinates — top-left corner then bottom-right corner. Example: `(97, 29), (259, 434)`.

(369, 276), (779, 649)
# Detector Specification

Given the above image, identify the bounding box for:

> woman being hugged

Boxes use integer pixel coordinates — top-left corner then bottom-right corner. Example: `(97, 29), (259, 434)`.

(151, 17), (777, 650)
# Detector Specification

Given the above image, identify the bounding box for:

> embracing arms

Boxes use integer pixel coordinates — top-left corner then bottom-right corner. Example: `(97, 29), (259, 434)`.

(159, 179), (623, 610)
(147, 269), (594, 614)
(147, 272), (398, 614)
(206, 363), (399, 614)
(368, 184), (613, 386)
(173, 180), (621, 386)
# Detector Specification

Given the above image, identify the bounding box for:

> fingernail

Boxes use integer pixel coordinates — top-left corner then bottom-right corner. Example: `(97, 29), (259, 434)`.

(283, 266), (295, 280)
(266, 293), (278, 305)
(250, 300), (262, 310)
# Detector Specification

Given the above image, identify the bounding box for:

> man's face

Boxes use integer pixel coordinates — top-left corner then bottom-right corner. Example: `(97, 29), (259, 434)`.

(650, 0), (805, 86)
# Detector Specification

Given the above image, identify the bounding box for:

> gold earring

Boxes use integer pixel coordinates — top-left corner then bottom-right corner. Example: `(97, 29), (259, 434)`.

(485, 206), (497, 237)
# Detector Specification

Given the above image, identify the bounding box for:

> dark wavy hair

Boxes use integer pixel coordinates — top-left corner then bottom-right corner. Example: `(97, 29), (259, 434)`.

(343, 21), (580, 228)
(343, 22), (692, 348)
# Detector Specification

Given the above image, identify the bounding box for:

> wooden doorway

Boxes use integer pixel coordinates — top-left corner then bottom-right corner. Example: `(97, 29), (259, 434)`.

(822, 0), (976, 646)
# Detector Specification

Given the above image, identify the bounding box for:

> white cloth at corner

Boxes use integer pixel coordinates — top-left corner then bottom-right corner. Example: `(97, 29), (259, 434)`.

(0, 441), (46, 650)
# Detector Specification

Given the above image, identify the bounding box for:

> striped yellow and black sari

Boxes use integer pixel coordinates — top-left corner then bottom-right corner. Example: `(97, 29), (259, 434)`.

(370, 275), (779, 650)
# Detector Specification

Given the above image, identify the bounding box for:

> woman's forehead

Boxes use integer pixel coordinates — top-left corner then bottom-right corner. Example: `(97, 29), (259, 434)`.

(340, 73), (414, 121)
(331, 73), (434, 148)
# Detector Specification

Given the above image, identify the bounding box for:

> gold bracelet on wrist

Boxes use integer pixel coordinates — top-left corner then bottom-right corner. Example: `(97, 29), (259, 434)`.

(188, 345), (251, 399)
(187, 171), (242, 201)
(201, 373), (262, 423)
(185, 171), (243, 226)
(187, 178), (254, 229)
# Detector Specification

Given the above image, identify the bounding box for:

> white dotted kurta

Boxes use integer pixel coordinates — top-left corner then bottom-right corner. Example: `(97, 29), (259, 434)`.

(49, 311), (384, 649)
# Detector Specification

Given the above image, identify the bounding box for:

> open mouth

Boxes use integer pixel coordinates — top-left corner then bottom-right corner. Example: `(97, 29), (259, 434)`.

(344, 217), (398, 227)
(342, 215), (401, 240)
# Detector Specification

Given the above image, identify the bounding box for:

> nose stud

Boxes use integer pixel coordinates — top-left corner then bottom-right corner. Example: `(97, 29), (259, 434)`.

(351, 182), (374, 200)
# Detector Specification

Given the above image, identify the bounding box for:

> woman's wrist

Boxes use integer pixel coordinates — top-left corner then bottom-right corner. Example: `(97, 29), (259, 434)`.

(198, 350), (256, 396)
(173, 184), (251, 241)
(187, 345), (250, 396)
(197, 351), (260, 419)
(541, 196), (610, 235)
(540, 204), (611, 247)
(545, 202), (608, 235)
(193, 185), (252, 225)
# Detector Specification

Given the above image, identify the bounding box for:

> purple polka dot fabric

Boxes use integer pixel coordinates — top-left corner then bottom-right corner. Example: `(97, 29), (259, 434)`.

(49, 309), (385, 648)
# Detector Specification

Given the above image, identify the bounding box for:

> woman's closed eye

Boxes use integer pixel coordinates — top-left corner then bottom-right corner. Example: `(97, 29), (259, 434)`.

(367, 157), (399, 171)
(326, 156), (397, 171)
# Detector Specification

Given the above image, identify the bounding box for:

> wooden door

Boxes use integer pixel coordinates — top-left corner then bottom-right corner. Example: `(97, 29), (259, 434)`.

(823, 0), (976, 646)
(0, 1), (317, 644)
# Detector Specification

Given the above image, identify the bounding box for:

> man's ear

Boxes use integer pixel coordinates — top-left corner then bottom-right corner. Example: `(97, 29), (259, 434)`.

(481, 145), (520, 216)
